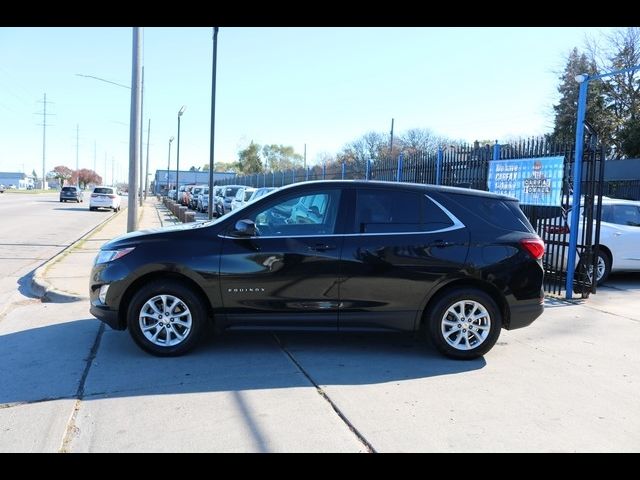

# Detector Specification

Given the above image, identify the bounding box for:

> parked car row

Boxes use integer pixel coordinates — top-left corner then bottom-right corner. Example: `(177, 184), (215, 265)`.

(170, 184), (278, 218)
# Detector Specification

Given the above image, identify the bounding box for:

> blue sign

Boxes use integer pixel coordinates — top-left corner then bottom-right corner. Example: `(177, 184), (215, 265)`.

(487, 156), (564, 206)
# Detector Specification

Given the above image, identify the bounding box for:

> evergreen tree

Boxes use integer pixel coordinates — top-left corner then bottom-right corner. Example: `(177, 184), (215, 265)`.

(237, 141), (263, 173)
(552, 48), (610, 143)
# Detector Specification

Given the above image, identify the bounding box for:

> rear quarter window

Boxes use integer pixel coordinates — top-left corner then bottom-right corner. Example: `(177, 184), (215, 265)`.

(451, 194), (534, 233)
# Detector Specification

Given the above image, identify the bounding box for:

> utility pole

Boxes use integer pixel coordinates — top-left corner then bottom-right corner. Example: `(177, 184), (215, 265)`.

(105, 152), (108, 185)
(139, 65), (145, 207)
(94, 141), (97, 173)
(36, 93), (54, 189)
(144, 118), (150, 199)
(76, 124), (80, 185)
(128, 27), (142, 232)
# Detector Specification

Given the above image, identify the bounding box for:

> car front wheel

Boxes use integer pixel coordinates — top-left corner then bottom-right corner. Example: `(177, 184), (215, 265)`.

(427, 288), (502, 360)
(127, 280), (207, 356)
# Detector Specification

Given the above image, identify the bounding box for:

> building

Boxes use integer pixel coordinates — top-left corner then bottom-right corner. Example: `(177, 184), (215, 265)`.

(0, 172), (35, 189)
(153, 169), (236, 194)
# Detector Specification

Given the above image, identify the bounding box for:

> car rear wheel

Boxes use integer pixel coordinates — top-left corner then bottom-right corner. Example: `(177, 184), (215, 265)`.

(427, 288), (502, 360)
(127, 280), (207, 356)
(585, 250), (611, 286)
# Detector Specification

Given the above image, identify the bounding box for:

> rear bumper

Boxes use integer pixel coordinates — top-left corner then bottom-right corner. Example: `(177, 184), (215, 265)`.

(506, 299), (544, 330)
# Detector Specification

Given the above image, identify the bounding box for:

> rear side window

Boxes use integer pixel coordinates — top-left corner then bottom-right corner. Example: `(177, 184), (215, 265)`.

(603, 204), (640, 226)
(452, 194), (534, 233)
(354, 189), (454, 233)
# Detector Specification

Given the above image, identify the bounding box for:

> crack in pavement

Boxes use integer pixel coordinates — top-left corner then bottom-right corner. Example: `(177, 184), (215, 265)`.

(272, 333), (376, 453)
(58, 323), (105, 453)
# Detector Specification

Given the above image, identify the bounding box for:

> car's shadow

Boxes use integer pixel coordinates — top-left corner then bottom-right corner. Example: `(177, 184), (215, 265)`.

(0, 319), (485, 405)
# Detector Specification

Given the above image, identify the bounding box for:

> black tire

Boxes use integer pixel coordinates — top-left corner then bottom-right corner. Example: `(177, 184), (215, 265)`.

(89, 207), (96, 211)
(585, 249), (612, 286)
(127, 279), (207, 356)
(426, 288), (502, 360)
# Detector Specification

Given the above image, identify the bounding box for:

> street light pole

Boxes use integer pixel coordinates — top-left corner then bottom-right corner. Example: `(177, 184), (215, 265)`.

(208, 27), (219, 220)
(167, 136), (174, 193)
(176, 105), (186, 204)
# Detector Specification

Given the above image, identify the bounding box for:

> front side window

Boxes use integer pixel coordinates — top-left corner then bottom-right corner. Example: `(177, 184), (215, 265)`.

(243, 190), (341, 237)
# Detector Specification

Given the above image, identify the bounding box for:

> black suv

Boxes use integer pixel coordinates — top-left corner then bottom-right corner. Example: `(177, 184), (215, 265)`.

(60, 186), (83, 203)
(90, 181), (544, 360)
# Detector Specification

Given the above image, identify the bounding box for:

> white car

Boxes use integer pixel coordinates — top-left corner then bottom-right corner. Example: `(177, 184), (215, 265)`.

(543, 197), (640, 285)
(230, 187), (256, 211)
(89, 186), (121, 212)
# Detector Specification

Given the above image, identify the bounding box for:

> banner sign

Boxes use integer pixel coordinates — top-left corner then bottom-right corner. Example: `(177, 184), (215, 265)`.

(487, 156), (564, 206)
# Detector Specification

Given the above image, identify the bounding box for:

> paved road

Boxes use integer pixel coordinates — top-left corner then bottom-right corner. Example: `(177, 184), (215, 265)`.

(0, 192), (118, 316)
(1, 196), (639, 452)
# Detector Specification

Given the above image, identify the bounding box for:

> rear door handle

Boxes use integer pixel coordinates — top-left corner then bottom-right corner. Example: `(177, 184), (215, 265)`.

(309, 243), (336, 252)
(429, 240), (451, 248)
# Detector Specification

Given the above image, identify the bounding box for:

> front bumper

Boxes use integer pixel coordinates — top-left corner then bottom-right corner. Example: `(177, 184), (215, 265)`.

(90, 304), (122, 330)
(89, 261), (132, 330)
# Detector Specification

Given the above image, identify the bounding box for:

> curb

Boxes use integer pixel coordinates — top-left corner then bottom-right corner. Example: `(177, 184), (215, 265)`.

(30, 208), (126, 303)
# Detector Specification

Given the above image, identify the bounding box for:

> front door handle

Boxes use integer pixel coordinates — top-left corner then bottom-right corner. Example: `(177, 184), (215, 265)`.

(308, 243), (336, 252)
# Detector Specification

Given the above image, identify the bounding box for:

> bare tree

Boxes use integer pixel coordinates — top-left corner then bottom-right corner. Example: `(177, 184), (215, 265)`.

(338, 131), (387, 170)
(398, 128), (447, 155)
(587, 27), (640, 157)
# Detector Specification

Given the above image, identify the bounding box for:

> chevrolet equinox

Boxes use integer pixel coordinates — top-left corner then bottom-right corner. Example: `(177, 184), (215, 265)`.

(90, 180), (544, 360)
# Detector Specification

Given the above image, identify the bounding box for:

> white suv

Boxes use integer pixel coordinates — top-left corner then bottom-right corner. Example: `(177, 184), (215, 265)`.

(90, 186), (121, 212)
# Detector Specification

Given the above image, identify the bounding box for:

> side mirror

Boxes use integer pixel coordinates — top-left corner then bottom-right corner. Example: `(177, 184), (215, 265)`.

(233, 219), (257, 237)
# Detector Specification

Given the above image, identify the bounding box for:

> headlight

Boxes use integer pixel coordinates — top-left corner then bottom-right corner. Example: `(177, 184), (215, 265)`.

(95, 247), (135, 264)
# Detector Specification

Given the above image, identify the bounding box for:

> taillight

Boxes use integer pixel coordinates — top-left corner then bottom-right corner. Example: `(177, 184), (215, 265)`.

(521, 238), (545, 260)
(544, 225), (570, 234)
(108, 194), (116, 199)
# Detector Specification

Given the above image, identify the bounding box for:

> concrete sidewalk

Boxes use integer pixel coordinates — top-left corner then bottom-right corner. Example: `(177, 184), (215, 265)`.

(33, 197), (180, 302)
